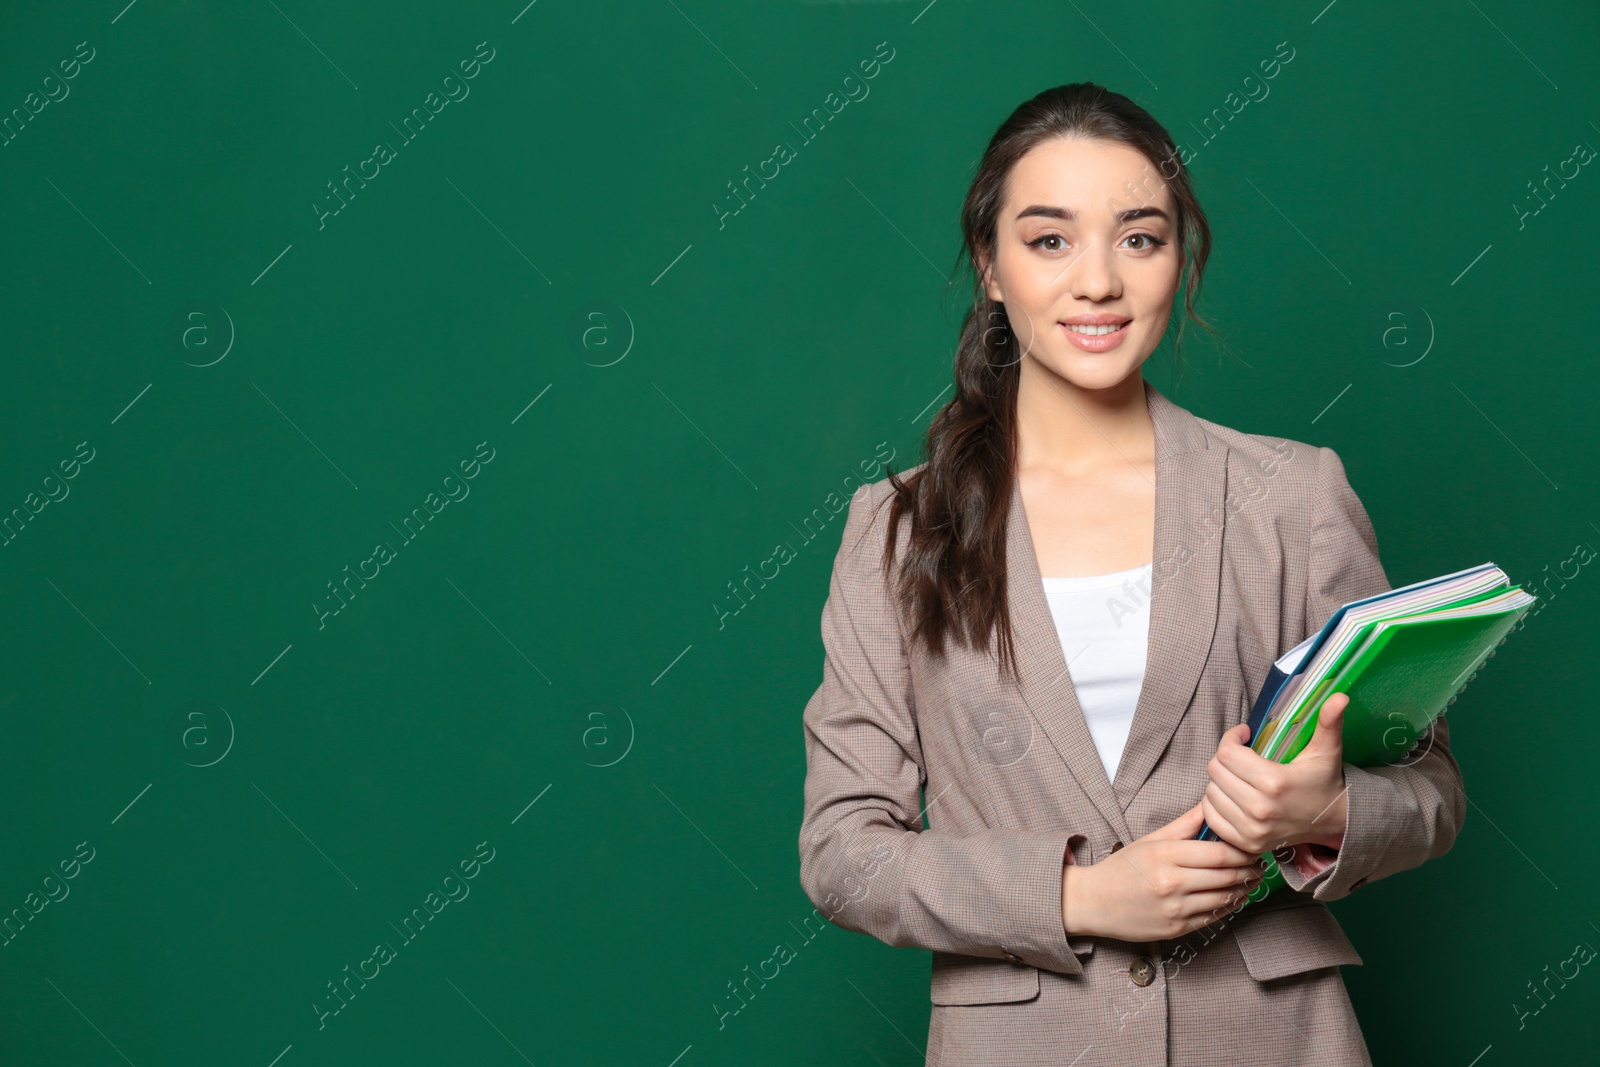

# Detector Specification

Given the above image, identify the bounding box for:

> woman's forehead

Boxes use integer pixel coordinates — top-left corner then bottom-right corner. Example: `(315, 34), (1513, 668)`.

(1004, 138), (1174, 219)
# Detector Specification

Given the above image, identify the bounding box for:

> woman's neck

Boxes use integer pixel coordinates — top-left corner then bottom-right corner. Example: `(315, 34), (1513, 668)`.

(1014, 365), (1156, 476)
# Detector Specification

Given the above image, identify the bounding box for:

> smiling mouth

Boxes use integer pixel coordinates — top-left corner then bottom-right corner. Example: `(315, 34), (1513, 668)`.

(1061, 322), (1129, 337)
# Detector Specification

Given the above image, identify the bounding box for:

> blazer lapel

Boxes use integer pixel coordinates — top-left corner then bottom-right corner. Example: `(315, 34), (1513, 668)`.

(1006, 379), (1228, 836)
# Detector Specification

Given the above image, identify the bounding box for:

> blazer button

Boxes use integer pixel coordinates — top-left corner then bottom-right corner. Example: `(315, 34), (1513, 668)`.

(1110, 841), (1125, 853)
(1002, 951), (1024, 965)
(1128, 957), (1155, 986)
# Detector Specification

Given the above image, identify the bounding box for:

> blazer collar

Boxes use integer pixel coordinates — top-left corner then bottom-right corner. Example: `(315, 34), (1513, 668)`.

(1005, 378), (1227, 840)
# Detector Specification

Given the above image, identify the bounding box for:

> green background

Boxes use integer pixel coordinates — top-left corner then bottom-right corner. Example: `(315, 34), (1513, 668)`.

(0, 1), (1594, 1063)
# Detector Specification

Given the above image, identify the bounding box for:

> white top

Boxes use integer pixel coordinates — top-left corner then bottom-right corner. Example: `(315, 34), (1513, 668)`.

(1038, 561), (1154, 784)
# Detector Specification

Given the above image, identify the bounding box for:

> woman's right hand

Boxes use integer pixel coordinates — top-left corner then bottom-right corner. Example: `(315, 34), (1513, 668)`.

(1061, 802), (1266, 942)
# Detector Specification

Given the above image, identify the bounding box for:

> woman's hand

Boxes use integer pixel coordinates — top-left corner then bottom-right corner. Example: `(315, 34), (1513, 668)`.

(1061, 802), (1265, 942)
(1201, 691), (1353, 856)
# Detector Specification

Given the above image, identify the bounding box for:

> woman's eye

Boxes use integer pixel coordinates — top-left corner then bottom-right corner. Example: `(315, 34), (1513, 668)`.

(1125, 233), (1170, 252)
(1025, 233), (1169, 253)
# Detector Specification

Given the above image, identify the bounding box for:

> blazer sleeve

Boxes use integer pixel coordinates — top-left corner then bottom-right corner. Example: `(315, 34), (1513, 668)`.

(798, 483), (1088, 976)
(1275, 446), (1468, 901)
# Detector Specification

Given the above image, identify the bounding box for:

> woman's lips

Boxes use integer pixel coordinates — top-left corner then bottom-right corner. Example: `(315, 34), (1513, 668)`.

(1060, 320), (1130, 352)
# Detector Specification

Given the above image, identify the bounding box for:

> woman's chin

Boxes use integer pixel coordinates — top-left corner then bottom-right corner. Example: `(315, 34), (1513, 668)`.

(1044, 353), (1147, 391)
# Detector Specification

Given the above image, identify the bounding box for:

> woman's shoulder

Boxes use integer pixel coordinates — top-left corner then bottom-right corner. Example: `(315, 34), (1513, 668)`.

(1191, 411), (1306, 463)
(841, 464), (923, 539)
(1186, 411), (1352, 503)
(831, 465), (929, 584)
(849, 462), (928, 510)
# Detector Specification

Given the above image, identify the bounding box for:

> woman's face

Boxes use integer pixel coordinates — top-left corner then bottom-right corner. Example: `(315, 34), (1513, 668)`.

(981, 136), (1183, 391)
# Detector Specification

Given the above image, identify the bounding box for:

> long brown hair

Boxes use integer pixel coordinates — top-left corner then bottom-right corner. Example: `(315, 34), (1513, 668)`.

(883, 82), (1218, 684)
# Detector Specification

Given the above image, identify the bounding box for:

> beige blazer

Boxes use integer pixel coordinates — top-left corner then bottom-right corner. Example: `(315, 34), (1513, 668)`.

(798, 378), (1465, 1066)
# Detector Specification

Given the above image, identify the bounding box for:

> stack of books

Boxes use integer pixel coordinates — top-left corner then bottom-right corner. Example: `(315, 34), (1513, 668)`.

(1197, 562), (1537, 895)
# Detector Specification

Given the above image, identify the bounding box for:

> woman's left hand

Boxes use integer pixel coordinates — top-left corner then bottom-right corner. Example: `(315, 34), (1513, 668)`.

(1200, 692), (1352, 855)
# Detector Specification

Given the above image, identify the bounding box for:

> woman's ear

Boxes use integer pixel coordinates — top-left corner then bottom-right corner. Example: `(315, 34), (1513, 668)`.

(979, 254), (1002, 303)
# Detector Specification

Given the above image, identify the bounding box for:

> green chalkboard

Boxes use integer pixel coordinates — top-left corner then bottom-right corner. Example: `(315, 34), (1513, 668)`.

(0, 1), (1594, 1063)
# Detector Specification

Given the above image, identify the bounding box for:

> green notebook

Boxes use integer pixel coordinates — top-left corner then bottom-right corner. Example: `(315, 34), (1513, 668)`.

(1263, 588), (1531, 766)
(1231, 564), (1535, 907)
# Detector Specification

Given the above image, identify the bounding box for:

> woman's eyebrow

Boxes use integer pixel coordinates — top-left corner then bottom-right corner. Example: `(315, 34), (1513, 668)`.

(1015, 204), (1171, 225)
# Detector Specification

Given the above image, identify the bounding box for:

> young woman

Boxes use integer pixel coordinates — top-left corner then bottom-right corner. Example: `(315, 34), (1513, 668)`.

(797, 83), (1464, 1065)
